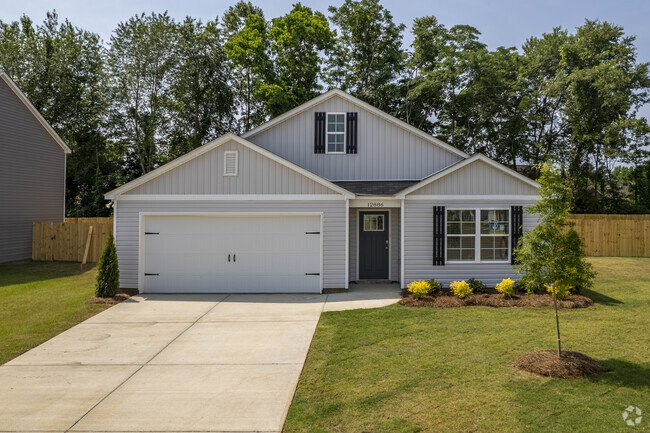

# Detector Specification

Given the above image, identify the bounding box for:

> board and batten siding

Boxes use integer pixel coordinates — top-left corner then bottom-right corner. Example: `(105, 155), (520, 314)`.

(411, 159), (539, 196)
(246, 94), (463, 181)
(125, 139), (337, 195)
(403, 200), (538, 287)
(0, 79), (65, 263)
(115, 200), (347, 290)
(348, 208), (400, 282)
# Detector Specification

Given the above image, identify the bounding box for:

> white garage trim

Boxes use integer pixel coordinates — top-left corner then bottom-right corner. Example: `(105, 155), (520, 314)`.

(137, 212), (324, 293)
(118, 194), (345, 201)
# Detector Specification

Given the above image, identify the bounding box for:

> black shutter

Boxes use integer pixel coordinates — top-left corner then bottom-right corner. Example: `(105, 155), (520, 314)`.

(511, 206), (523, 264)
(346, 112), (358, 154)
(314, 112), (326, 153)
(433, 206), (445, 266)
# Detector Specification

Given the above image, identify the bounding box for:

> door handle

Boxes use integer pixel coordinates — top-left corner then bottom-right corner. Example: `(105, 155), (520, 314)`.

(228, 254), (230, 262)
(233, 254), (236, 262)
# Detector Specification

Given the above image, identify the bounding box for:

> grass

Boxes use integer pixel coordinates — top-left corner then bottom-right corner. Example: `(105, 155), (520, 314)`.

(0, 260), (111, 365)
(284, 258), (650, 433)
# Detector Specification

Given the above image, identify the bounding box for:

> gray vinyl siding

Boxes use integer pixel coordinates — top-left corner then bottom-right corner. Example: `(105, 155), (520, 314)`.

(0, 79), (65, 263)
(403, 200), (538, 287)
(348, 208), (400, 282)
(115, 200), (346, 290)
(246, 94), (463, 181)
(411, 159), (539, 195)
(126, 139), (337, 195)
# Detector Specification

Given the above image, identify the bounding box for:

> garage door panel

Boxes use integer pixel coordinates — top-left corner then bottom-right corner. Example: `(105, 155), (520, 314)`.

(142, 215), (321, 293)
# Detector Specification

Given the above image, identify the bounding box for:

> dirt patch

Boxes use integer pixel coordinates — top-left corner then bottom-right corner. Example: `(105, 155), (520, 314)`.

(86, 293), (132, 305)
(514, 350), (607, 378)
(399, 290), (593, 308)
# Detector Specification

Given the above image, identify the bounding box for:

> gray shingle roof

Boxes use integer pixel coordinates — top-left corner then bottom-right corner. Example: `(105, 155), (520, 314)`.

(333, 180), (421, 196)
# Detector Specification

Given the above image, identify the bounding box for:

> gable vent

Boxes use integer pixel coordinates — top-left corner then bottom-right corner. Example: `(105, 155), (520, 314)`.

(224, 151), (238, 176)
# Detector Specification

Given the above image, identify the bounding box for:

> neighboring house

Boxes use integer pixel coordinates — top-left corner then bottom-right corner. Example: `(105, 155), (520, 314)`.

(105, 90), (539, 293)
(0, 72), (71, 263)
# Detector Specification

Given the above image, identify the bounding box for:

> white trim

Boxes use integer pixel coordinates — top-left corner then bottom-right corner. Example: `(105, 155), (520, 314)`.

(115, 194), (345, 201)
(138, 212), (324, 294)
(241, 88), (469, 159)
(355, 208), (392, 280)
(406, 195), (540, 201)
(223, 150), (238, 176)
(63, 155), (67, 221)
(400, 199), (405, 288)
(0, 72), (71, 154)
(105, 133), (354, 200)
(325, 112), (346, 154)
(395, 153), (540, 198)
(444, 207), (511, 265)
(345, 199), (350, 289)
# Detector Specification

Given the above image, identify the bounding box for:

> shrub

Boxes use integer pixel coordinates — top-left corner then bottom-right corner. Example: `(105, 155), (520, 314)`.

(467, 278), (487, 294)
(96, 233), (119, 298)
(495, 278), (515, 298)
(450, 280), (473, 299)
(407, 280), (432, 300)
(545, 281), (572, 300)
(426, 278), (442, 294)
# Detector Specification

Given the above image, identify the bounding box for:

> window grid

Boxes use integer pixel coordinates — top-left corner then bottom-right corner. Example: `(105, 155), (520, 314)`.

(326, 113), (345, 154)
(364, 215), (384, 231)
(446, 208), (510, 263)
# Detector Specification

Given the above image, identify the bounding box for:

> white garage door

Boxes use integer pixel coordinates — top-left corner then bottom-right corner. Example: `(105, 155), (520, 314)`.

(141, 214), (322, 293)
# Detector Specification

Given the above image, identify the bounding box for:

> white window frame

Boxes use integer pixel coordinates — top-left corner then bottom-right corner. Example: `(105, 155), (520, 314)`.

(445, 207), (510, 264)
(325, 112), (346, 154)
(363, 214), (385, 232)
(223, 150), (238, 176)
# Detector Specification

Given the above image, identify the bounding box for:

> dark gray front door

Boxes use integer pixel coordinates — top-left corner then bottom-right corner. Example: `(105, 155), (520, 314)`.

(359, 211), (389, 279)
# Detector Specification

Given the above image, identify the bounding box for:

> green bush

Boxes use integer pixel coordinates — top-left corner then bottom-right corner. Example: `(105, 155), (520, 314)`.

(450, 280), (473, 299)
(426, 278), (442, 293)
(96, 233), (119, 298)
(467, 278), (487, 294)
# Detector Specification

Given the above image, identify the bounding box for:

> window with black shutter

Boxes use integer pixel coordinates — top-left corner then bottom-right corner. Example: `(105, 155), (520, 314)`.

(314, 112), (326, 153)
(433, 206), (445, 265)
(511, 205), (523, 264)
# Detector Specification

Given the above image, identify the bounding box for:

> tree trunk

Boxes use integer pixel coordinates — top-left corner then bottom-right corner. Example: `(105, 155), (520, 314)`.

(553, 290), (562, 359)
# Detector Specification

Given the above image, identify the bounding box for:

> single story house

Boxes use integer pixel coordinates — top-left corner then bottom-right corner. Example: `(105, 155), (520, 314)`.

(0, 72), (71, 263)
(105, 90), (539, 293)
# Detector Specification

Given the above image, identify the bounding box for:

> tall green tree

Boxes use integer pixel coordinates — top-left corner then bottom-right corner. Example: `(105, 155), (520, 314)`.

(327, 0), (406, 111)
(107, 12), (177, 177)
(258, 3), (334, 117)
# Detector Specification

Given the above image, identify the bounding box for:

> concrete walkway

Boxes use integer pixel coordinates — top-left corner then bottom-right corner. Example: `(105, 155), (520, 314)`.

(0, 284), (400, 433)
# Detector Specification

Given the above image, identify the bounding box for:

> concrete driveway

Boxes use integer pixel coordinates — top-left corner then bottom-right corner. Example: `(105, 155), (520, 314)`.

(0, 285), (400, 433)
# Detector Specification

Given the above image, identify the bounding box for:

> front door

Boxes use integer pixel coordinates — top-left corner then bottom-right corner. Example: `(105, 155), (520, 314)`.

(359, 211), (389, 279)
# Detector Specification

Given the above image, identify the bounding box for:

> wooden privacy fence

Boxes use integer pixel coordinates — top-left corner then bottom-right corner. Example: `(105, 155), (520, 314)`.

(567, 214), (650, 257)
(32, 218), (113, 262)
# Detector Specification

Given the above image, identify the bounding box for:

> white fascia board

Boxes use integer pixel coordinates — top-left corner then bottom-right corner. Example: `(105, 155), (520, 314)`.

(116, 194), (345, 201)
(0, 72), (71, 154)
(242, 89), (469, 159)
(395, 153), (540, 198)
(105, 133), (354, 200)
(406, 195), (541, 201)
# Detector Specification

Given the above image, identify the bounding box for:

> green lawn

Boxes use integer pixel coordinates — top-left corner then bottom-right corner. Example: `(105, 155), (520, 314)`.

(285, 258), (650, 433)
(0, 261), (110, 365)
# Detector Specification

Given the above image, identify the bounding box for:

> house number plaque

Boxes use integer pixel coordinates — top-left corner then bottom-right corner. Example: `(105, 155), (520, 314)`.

(367, 202), (384, 208)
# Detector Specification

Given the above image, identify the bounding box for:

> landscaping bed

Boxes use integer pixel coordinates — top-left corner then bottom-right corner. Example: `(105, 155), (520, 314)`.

(399, 289), (593, 308)
(86, 293), (132, 305)
(514, 350), (606, 379)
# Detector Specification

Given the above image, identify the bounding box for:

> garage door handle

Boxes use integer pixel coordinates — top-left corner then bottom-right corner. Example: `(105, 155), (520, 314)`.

(305, 273), (320, 275)
(228, 254), (230, 262)
(233, 254), (236, 262)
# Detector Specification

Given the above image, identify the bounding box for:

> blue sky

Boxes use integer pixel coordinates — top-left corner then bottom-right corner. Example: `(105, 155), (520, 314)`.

(2, 0), (649, 116)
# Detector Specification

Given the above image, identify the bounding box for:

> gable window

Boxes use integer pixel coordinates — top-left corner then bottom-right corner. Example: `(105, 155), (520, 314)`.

(446, 208), (509, 263)
(326, 113), (345, 154)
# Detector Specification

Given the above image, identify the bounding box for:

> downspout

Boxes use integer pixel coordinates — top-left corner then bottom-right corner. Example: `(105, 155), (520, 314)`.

(400, 199), (405, 289)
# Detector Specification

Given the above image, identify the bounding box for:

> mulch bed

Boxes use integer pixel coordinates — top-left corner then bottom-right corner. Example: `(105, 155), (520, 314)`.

(514, 350), (607, 378)
(399, 290), (593, 308)
(86, 293), (132, 305)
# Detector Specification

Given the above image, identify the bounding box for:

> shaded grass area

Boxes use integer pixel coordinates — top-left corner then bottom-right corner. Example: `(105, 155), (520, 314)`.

(284, 258), (650, 433)
(0, 261), (110, 365)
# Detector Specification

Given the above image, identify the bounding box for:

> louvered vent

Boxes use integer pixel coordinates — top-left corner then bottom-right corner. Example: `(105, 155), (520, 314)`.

(224, 151), (238, 176)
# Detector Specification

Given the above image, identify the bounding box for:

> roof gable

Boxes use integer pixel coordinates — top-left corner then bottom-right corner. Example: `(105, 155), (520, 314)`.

(396, 153), (540, 198)
(105, 133), (354, 199)
(0, 72), (71, 154)
(243, 89), (468, 159)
